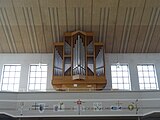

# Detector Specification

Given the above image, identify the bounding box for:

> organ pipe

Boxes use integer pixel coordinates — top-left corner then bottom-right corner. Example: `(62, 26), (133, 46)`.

(73, 35), (85, 76)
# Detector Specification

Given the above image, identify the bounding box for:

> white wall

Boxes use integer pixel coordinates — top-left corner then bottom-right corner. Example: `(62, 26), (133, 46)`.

(0, 53), (160, 91)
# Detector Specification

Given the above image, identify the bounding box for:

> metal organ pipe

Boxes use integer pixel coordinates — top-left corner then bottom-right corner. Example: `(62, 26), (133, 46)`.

(73, 35), (86, 76)
(96, 48), (104, 76)
(54, 49), (63, 76)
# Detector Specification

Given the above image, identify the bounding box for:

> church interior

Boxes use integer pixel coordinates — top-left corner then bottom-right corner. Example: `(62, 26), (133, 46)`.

(0, 0), (160, 120)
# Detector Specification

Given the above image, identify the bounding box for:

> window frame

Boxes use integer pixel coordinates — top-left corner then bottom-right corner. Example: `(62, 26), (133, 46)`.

(137, 64), (159, 90)
(0, 64), (21, 92)
(111, 63), (131, 90)
(27, 64), (48, 91)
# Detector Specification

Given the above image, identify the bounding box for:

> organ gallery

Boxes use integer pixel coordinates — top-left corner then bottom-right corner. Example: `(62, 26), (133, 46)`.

(52, 31), (107, 91)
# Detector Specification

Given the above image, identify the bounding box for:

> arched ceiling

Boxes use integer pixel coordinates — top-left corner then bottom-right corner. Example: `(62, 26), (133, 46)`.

(0, 0), (160, 53)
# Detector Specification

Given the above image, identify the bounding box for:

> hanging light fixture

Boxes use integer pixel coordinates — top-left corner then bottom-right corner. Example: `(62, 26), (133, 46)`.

(116, 61), (121, 68)
(116, 40), (121, 68)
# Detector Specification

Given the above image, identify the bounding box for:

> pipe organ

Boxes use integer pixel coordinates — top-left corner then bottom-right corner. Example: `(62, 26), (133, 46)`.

(52, 31), (107, 91)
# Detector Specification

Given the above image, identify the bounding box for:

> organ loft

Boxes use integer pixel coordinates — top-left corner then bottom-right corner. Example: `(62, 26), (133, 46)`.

(52, 31), (107, 91)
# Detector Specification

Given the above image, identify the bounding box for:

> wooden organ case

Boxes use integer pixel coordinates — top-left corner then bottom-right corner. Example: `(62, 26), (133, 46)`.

(52, 31), (107, 91)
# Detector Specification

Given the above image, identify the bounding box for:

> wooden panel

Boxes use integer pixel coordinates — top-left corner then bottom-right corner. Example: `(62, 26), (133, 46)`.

(127, 8), (144, 52)
(0, 0), (160, 53)
(13, 0), (38, 7)
(112, 7), (126, 53)
(13, 7), (33, 52)
(145, 0), (160, 7)
(18, 26), (33, 52)
(35, 26), (47, 52)
(0, 26), (10, 52)
(93, 0), (118, 8)
(149, 10), (160, 52)
(119, 0), (145, 8)
(120, 7), (135, 53)
(9, 26), (25, 53)
(105, 7), (119, 53)
(66, 0), (92, 31)
(149, 26), (160, 52)
(3, 2), (24, 52)
(53, 76), (106, 84)
(134, 7), (153, 52)
(0, 8), (17, 53)
(43, 25), (53, 52)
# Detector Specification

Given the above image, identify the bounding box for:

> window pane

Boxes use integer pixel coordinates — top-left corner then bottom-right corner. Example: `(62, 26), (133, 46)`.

(118, 84), (123, 89)
(4, 66), (10, 71)
(14, 84), (19, 91)
(145, 78), (149, 83)
(112, 84), (118, 89)
(150, 84), (156, 89)
(123, 72), (129, 77)
(111, 64), (131, 90)
(2, 84), (8, 91)
(28, 64), (47, 91)
(15, 72), (20, 78)
(123, 78), (129, 83)
(117, 72), (122, 77)
(1, 65), (21, 92)
(139, 78), (144, 83)
(122, 66), (128, 71)
(35, 78), (41, 83)
(41, 66), (47, 71)
(149, 71), (155, 77)
(143, 66), (148, 71)
(117, 78), (123, 83)
(29, 84), (34, 90)
(41, 84), (46, 90)
(137, 64), (158, 90)
(42, 72), (47, 77)
(15, 78), (20, 83)
(148, 65), (154, 71)
(137, 66), (142, 71)
(31, 66), (36, 71)
(143, 72), (149, 77)
(116, 67), (122, 72)
(111, 72), (117, 77)
(36, 72), (41, 77)
(150, 78), (156, 83)
(41, 78), (47, 83)
(35, 84), (40, 90)
(8, 84), (14, 91)
(4, 72), (9, 77)
(145, 84), (150, 89)
(3, 78), (9, 83)
(9, 78), (14, 84)
(111, 66), (117, 71)
(124, 84), (129, 90)
(10, 66), (16, 71)
(10, 72), (15, 77)
(37, 67), (42, 72)
(138, 72), (143, 77)
(30, 78), (35, 83)
(16, 66), (21, 71)
(112, 78), (117, 83)
(139, 84), (144, 90)
(30, 72), (36, 77)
